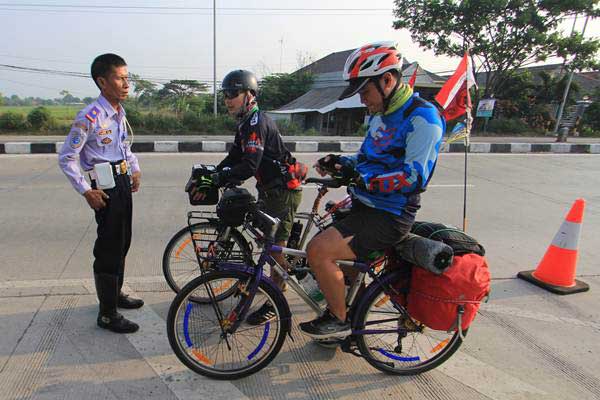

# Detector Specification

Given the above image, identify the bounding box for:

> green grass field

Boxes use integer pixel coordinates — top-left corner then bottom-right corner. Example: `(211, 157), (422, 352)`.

(0, 105), (80, 123)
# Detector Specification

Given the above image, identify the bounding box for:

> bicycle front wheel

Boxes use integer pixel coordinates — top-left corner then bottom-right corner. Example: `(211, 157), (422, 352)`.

(353, 272), (465, 375)
(162, 221), (253, 294)
(167, 270), (290, 380)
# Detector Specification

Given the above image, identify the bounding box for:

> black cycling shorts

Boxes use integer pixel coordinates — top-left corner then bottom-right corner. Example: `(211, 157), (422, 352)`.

(331, 199), (415, 261)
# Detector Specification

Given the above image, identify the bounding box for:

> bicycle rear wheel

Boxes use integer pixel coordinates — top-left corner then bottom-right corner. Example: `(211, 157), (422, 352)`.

(167, 270), (290, 380)
(353, 272), (465, 375)
(162, 221), (253, 294)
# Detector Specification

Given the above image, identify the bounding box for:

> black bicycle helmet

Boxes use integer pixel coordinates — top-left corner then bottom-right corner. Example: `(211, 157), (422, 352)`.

(221, 70), (259, 96)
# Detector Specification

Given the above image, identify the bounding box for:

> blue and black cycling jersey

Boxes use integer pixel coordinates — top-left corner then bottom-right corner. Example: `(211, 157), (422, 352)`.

(342, 92), (446, 217)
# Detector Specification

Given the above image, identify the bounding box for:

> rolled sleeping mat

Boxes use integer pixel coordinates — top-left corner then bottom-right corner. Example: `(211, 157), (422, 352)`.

(394, 233), (454, 275)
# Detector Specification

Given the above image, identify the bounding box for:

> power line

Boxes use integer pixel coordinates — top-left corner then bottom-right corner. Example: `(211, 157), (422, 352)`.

(1, 62), (459, 88)
(0, 4), (392, 11)
(1, 77), (90, 96)
(0, 63), (223, 85)
(0, 53), (301, 70)
(0, 8), (391, 16)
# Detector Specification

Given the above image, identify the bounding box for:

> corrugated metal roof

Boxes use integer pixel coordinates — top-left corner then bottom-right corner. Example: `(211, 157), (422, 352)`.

(296, 48), (411, 76)
(273, 86), (346, 112)
(296, 49), (354, 75)
(401, 62), (446, 88)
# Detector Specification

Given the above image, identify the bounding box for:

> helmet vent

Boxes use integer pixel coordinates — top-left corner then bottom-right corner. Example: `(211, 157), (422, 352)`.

(348, 58), (359, 74)
(360, 59), (374, 71)
(378, 54), (390, 68)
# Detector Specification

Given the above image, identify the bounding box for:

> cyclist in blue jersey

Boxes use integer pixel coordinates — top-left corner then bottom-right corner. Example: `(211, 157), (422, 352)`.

(299, 41), (446, 340)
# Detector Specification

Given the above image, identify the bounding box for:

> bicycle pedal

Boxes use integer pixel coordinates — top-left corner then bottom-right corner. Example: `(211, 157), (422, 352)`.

(339, 337), (359, 355)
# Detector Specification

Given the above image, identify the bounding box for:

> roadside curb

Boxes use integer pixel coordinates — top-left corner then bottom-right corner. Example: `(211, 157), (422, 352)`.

(1, 141), (599, 154)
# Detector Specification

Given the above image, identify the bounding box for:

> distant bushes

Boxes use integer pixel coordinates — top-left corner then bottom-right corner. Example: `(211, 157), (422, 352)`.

(0, 111), (27, 130)
(0, 107), (238, 135)
(27, 107), (53, 130)
(275, 119), (303, 135)
(485, 118), (532, 134)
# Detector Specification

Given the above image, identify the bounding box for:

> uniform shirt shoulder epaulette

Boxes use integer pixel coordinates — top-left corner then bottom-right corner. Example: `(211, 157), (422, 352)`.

(75, 102), (102, 129)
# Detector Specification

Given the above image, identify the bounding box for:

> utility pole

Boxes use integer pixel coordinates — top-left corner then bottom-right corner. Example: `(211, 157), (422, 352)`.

(213, 0), (217, 116)
(554, 15), (589, 133)
(279, 36), (284, 73)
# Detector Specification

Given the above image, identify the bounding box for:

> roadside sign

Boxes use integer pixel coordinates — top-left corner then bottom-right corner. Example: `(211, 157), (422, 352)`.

(476, 99), (496, 118)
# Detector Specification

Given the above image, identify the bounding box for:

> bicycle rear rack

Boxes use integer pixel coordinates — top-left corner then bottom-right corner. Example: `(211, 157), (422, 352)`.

(188, 210), (219, 222)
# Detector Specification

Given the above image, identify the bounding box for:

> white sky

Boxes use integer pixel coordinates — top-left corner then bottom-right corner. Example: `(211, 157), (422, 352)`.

(0, 0), (597, 99)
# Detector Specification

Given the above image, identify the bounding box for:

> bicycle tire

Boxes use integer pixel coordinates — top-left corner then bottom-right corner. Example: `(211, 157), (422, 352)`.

(353, 270), (465, 375)
(167, 270), (290, 380)
(162, 221), (254, 295)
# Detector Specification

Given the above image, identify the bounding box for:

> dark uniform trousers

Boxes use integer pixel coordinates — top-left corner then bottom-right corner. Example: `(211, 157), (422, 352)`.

(92, 172), (132, 287)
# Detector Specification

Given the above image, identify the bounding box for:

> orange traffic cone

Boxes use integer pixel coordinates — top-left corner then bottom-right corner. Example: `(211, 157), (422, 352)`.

(517, 198), (589, 295)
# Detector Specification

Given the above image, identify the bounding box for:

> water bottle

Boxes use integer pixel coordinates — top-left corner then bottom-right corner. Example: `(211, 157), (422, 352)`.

(287, 221), (303, 249)
(300, 273), (325, 304)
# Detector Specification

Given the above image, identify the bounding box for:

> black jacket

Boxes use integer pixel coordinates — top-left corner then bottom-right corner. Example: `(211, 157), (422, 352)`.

(217, 109), (291, 190)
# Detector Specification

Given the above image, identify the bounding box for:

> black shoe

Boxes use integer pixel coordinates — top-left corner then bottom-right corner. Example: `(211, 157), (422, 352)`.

(94, 273), (139, 333)
(118, 292), (144, 309)
(246, 301), (276, 325)
(299, 310), (351, 340)
(97, 312), (139, 334)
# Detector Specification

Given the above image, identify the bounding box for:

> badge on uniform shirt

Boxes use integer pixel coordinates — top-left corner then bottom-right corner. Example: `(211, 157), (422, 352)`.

(98, 129), (112, 136)
(70, 133), (83, 149)
(101, 137), (112, 145)
(250, 112), (259, 126)
(85, 106), (100, 123)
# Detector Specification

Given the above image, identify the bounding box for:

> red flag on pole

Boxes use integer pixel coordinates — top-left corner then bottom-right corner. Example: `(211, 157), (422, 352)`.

(408, 63), (418, 88)
(435, 51), (476, 121)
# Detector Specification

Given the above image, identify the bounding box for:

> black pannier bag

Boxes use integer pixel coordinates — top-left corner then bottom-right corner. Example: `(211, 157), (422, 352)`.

(410, 221), (485, 256)
(185, 164), (219, 206)
(216, 188), (257, 227)
(394, 233), (454, 275)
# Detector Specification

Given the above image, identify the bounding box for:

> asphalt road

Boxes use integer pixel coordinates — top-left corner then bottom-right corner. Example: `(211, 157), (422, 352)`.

(1, 153), (600, 400)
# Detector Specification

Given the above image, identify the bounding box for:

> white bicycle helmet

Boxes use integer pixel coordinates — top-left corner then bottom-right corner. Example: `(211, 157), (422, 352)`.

(339, 41), (403, 100)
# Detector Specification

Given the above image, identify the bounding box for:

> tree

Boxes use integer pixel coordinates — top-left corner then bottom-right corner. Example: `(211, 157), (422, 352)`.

(534, 71), (580, 105)
(130, 74), (158, 107)
(258, 72), (314, 111)
(156, 80), (208, 114)
(487, 70), (580, 130)
(392, 1), (600, 100)
(581, 87), (600, 132)
(59, 89), (78, 104)
(9, 94), (22, 106)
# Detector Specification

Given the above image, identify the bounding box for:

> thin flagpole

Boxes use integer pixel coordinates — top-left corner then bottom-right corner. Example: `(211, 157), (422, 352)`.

(463, 110), (471, 231)
(463, 51), (473, 232)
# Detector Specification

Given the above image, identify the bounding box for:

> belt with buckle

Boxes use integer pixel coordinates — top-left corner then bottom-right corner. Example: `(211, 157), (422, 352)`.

(111, 160), (128, 175)
(87, 160), (129, 182)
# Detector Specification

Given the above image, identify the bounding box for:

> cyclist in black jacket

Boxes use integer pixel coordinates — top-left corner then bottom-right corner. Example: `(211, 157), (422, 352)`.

(202, 69), (303, 324)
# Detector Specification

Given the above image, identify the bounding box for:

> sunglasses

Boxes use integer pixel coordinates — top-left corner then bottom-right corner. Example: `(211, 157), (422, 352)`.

(223, 89), (242, 99)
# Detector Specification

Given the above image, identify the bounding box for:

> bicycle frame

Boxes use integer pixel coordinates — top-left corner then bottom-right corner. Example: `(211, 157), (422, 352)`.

(182, 178), (351, 280)
(209, 209), (410, 339)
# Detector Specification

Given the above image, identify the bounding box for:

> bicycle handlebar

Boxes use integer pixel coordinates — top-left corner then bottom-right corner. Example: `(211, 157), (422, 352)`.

(304, 177), (343, 189)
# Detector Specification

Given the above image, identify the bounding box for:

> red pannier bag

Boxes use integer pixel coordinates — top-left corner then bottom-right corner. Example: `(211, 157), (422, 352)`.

(407, 253), (490, 331)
